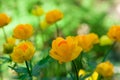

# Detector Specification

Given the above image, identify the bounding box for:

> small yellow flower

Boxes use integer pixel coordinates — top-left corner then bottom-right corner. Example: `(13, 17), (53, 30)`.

(3, 37), (16, 54)
(31, 6), (44, 16)
(50, 36), (82, 63)
(100, 35), (113, 46)
(40, 20), (50, 30)
(45, 10), (63, 24)
(11, 41), (35, 63)
(78, 69), (86, 76)
(78, 69), (98, 80)
(76, 33), (99, 52)
(96, 61), (114, 77)
(107, 26), (120, 42)
(13, 24), (33, 40)
(0, 13), (10, 27)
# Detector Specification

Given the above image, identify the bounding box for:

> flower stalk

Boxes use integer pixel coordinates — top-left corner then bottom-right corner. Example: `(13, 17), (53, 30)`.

(72, 61), (79, 80)
(2, 27), (7, 42)
(25, 61), (32, 80)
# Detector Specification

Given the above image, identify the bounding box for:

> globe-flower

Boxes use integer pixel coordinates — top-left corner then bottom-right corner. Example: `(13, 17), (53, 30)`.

(99, 35), (113, 46)
(107, 25), (120, 42)
(13, 24), (33, 40)
(96, 61), (114, 77)
(3, 37), (16, 54)
(76, 33), (99, 52)
(0, 13), (10, 27)
(45, 10), (63, 24)
(78, 69), (98, 80)
(11, 41), (35, 63)
(31, 6), (44, 16)
(40, 20), (50, 30)
(50, 36), (82, 63)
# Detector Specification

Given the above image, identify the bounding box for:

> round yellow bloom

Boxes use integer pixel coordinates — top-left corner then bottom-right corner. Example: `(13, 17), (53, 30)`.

(13, 24), (33, 40)
(76, 33), (99, 52)
(50, 36), (82, 63)
(107, 26), (120, 42)
(40, 20), (50, 30)
(96, 61), (114, 77)
(11, 41), (35, 63)
(100, 35), (113, 46)
(45, 10), (63, 24)
(3, 37), (16, 54)
(31, 6), (44, 16)
(0, 13), (10, 27)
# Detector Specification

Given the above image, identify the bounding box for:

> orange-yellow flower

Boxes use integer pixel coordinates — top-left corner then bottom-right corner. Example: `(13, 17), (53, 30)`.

(11, 41), (35, 63)
(107, 25), (120, 42)
(31, 6), (44, 16)
(45, 10), (63, 24)
(0, 13), (10, 27)
(76, 33), (99, 52)
(13, 24), (33, 40)
(3, 37), (16, 54)
(50, 36), (82, 63)
(96, 61), (114, 77)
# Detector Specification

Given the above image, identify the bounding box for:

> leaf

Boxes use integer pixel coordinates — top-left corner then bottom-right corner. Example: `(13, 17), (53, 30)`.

(0, 56), (11, 63)
(32, 56), (51, 76)
(8, 66), (28, 73)
(12, 74), (28, 80)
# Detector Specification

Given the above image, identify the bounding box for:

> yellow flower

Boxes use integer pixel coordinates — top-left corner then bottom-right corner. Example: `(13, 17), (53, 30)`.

(45, 10), (63, 24)
(50, 36), (82, 63)
(96, 61), (114, 77)
(13, 24), (33, 40)
(78, 69), (98, 80)
(0, 13), (10, 27)
(11, 41), (35, 63)
(3, 37), (16, 54)
(76, 33), (99, 52)
(40, 20), (50, 30)
(107, 25), (120, 42)
(100, 35), (113, 46)
(31, 6), (44, 16)
(78, 69), (86, 76)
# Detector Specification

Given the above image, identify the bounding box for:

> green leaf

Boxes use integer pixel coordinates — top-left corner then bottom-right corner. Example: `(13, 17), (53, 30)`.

(0, 56), (11, 64)
(8, 66), (28, 73)
(32, 56), (51, 76)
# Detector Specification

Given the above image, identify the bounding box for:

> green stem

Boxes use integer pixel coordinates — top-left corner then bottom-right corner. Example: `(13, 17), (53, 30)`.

(2, 27), (7, 42)
(102, 42), (116, 62)
(55, 23), (59, 37)
(72, 61), (79, 80)
(0, 65), (3, 80)
(25, 61), (32, 80)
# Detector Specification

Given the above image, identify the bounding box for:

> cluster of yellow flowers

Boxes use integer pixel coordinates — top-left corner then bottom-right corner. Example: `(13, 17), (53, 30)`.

(11, 23), (35, 63)
(50, 33), (99, 63)
(0, 11), (118, 79)
(0, 13), (35, 64)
